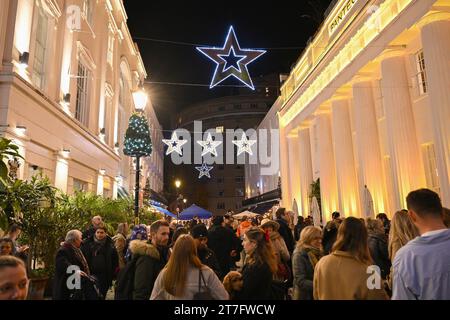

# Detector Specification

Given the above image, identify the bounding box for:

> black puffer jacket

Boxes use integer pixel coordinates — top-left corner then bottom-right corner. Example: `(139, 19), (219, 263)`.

(368, 232), (391, 279)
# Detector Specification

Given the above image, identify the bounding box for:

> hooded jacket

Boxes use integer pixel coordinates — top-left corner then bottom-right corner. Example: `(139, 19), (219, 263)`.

(392, 229), (450, 300)
(129, 240), (169, 300)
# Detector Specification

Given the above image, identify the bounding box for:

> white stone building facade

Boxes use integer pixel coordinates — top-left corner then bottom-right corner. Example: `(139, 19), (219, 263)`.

(0, 0), (163, 198)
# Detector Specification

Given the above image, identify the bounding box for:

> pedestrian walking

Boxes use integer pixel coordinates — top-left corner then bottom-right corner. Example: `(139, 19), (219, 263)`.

(208, 216), (240, 279)
(313, 217), (387, 300)
(81, 223), (118, 299)
(366, 218), (390, 280)
(112, 223), (129, 270)
(190, 224), (222, 277)
(392, 189), (450, 300)
(322, 212), (342, 255)
(82, 216), (103, 240)
(260, 219), (290, 282)
(235, 227), (278, 300)
(126, 220), (170, 300)
(150, 234), (229, 300)
(275, 208), (295, 254)
(292, 226), (323, 300)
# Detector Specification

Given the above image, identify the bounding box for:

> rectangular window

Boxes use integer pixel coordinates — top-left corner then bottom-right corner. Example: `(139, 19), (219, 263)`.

(233, 104), (242, 110)
(216, 126), (224, 133)
(218, 191), (224, 197)
(107, 34), (114, 66)
(236, 188), (244, 197)
(421, 144), (440, 194)
(32, 7), (48, 90)
(84, 0), (94, 25)
(217, 202), (225, 210)
(73, 178), (88, 192)
(103, 96), (112, 145)
(27, 165), (43, 180)
(416, 50), (427, 95)
(235, 176), (244, 183)
(75, 61), (90, 127)
(250, 103), (258, 109)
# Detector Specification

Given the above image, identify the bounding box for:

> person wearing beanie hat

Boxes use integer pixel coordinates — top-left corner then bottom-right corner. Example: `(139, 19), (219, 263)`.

(190, 224), (221, 277)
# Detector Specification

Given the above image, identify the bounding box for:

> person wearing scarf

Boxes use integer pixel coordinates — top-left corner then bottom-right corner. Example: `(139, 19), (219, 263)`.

(81, 224), (118, 299)
(53, 230), (91, 300)
(292, 226), (324, 300)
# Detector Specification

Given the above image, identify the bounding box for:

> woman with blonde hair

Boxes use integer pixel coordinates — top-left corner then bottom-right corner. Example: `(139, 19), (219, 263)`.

(386, 210), (419, 292)
(235, 227), (278, 300)
(314, 217), (387, 300)
(150, 234), (228, 300)
(388, 210), (419, 262)
(292, 226), (323, 300)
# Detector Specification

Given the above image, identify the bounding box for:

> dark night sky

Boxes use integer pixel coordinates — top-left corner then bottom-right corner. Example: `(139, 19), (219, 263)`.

(124, 0), (333, 129)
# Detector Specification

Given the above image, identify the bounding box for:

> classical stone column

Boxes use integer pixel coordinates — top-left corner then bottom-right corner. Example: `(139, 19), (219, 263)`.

(279, 125), (292, 208)
(312, 112), (339, 221)
(297, 127), (313, 217)
(331, 98), (360, 217)
(352, 79), (386, 214)
(287, 133), (301, 211)
(54, 154), (69, 193)
(380, 53), (426, 209)
(420, 14), (450, 206)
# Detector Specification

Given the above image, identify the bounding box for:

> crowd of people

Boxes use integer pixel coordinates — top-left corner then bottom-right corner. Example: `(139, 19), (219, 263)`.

(1, 188), (450, 300)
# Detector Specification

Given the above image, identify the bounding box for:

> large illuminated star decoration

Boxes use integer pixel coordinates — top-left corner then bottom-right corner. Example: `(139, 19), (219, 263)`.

(196, 26), (266, 90)
(232, 133), (257, 156)
(195, 163), (214, 179)
(162, 132), (188, 156)
(197, 133), (222, 157)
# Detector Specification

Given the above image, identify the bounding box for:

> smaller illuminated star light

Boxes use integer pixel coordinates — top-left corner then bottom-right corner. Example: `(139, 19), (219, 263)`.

(195, 163), (214, 179)
(197, 133), (222, 157)
(162, 131), (188, 156)
(232, 133), (257, 156)
(196, 26), (266, 90)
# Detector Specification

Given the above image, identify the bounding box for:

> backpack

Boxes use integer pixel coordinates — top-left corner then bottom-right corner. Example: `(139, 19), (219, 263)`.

(114, 256), (138, 300)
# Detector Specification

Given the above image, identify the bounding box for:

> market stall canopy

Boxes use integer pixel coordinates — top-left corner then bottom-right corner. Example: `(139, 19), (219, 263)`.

(232, 211), (260, 219)
(179, 204), (212, 220)
(151, 205), (177, 218)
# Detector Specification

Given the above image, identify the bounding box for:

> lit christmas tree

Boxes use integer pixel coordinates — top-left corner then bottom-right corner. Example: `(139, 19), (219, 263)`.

(123, 112), (152, 157)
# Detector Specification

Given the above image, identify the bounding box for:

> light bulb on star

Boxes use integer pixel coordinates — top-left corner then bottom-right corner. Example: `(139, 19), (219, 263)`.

(196, 26), (266, 90)
(197, 133), (222, 157)
(162, 132), (188, 156)
(195, 163), (214, 179)
(232, 133), (257, 156)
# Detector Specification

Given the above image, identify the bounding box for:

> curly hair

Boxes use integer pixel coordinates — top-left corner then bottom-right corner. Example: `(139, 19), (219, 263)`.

(244, 227), (278, 274)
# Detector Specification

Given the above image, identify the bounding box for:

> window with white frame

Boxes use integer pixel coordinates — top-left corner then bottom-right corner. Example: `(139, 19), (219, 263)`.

(107, 32), (114, 66)
(75, 61), (90, 127)
(415, 50), (428, 95)
(83, 0), (94, 25)
(103, 96), (112, 145)
(421, 144), (440, 194)
(73, 178), (88, 192)
(27, 164), (43, 180)
(32, 6), (49, 90)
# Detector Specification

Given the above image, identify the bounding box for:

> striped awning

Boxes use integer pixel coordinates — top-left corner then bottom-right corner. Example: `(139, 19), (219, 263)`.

(117, 186), (130, 199)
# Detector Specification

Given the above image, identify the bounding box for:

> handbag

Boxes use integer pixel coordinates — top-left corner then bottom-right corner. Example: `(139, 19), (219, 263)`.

(193, 269), (214, 300)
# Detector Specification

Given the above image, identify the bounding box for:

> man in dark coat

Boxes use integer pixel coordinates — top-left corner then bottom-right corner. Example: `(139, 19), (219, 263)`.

(128, 221), (170, 300)
(322, 212), (342, 255)
(81, 225), (118, 298)
(207, 216), (240, 279)
(190, 224), (222, 277)
(275, 208), (295, 254)
(53, 230), (94, 300)
(82, 216), (103, 240)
